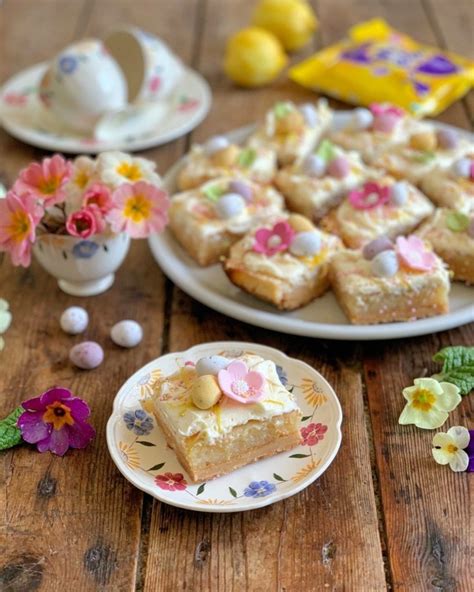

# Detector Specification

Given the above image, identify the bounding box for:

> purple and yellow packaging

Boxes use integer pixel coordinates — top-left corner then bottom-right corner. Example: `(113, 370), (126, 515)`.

(290, 19), (474, 116)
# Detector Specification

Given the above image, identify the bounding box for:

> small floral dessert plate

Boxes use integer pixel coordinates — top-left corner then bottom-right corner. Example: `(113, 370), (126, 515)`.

(106, 341), (342, 513)
(0, 62), (211, 153)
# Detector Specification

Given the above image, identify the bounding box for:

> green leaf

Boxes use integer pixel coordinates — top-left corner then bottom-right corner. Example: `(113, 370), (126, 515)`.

(196, 483), (206, 495)
(137, 440), (156, 447)
(289, 453), (311, 459)
(413, 150), (436, 163)
(273, 473), (286, 482)
(315, 139), (337, 162)
(0, 406), (23, 451)
(301, 415), (312, 422)
(202, 184), (225, 202)
(147, 462), (165, 471)
(432, 346), (474, 395)
(229, 487), (237, 498)
(274, 101), (293, 119)
(445, 212), (470, 233)
(238, 148), (257, 168)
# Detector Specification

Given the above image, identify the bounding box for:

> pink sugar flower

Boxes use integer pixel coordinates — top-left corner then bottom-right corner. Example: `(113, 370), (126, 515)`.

(348, 182), (391, 210)
(0, 191), (43, 267)
(369, 103), (405, 118)
(396, 235), (436, 272)
(66, 207), (99, 238)
(82, 182), (113, 214)
(108, 181), (170, 239)
(218, 360), (265, 404)
(253, 221), (295, 256)
(14, 154), (72, 207)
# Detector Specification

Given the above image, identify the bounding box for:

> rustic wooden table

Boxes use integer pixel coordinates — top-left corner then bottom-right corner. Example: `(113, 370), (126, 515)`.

(0, 1), (473, 590)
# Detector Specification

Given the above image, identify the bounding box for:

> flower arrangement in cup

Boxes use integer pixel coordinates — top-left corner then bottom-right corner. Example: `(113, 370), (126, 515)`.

(0, 152), (170, 295)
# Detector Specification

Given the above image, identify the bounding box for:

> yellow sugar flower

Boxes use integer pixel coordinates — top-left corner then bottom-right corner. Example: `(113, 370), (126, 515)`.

(432, 426), (470, 472)
(398, 377), (461, 429)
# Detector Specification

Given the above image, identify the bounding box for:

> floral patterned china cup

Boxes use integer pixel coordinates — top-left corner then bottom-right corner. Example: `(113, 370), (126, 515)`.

(33, 232), (131, 296)
(39, 39), (128, 134)
(103, 26), (184, 104)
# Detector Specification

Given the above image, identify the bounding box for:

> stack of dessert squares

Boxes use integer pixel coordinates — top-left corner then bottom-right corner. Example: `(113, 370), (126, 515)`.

(168, 100), (474, 325)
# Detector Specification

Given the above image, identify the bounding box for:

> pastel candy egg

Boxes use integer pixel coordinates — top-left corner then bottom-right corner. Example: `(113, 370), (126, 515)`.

(288, 213), (314, 232)
(228, 179), (253, 201)
(302, 154), (326, 177)
(452, 158), (471, 178)
(215, 193), (246, 219)
(371, 250), (399, 277)
(204, 135), (230, 156)
(362, 236), (394, 260)
(327, 156), (350, 179)
(300, 103), (318, 127)
(373, 113), (398, 134)
(60, 306), (88, 335)
(436, 128), (458, 150)
(69, 341), (104, 370)
(190, 375), (222, 410)
(351, 107), (374, 130)
(196, 356), (229, 376)
(289, 231), (321, 257)
(390, 181), (408, 206)
(468, 217), (474, 239)
(111, 320), (143, 348)
(409, 131), (437, 152)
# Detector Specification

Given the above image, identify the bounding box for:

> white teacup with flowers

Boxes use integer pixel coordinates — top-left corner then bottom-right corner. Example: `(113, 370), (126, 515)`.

(0, 152), (169, 296)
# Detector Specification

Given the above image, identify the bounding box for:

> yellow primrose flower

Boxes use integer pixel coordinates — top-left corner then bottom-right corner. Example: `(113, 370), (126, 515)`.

(398, 377), (461, 429)
(432, 426), (470, 472)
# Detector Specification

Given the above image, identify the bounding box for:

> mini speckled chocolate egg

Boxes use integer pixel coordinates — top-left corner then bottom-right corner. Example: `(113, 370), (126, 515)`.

(196, 356), (229, 376)
(372, 113), (398, 134)
(288, 214), (314, 232)
(111, 320), (143, 348)
(327, 156), (349, 179)
(204, 135), (229, 156)
(289, 231), (321, 257)
(190, 375), (222, 409)
(351, 107), (374, 130)
(60, 306), (89, 335)
(451, 158), (471, 178)
(228, 180), (253, 201)
(409, 131), (437, 152)
(215, 193), (246, 219)
(363, 236), (394, 260)
(371, 250), (399, 277)
(300, 103), (318, 127)
(390, 181), (408, 206)
(302, 154), (325, 177)
(69, 341), (104, 370)
(436, 128), (458, 150)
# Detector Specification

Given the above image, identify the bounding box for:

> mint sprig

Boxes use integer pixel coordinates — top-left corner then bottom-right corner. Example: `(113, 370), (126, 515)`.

(432, 346), (474, 395)
(0, 406), (24, 450)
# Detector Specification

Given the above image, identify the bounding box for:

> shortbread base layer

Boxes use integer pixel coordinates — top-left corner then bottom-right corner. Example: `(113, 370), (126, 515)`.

(224, 265), (330, 310)
(153, 407), (302, 483)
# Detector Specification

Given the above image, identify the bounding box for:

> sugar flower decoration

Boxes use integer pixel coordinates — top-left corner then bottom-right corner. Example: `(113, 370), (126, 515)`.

(432, 426), (473, 472)
(0, 191), (43, 267)
(396, 235), (436, 272)
(348, 181), (391, 210)
(14, 154), (72, 207)
(218, 360), (265, 404)
(370, 103), (404, 117)
(0, 298), (12, 352)
(17, 387), (95, 456)
(108, 181), (170, 239)
(398, 378), (461, 429)
(253, 221), (295, 256)
(82, 182), (113, 215)
(66, 206), (104, 238)
(97, 151), (162, 189)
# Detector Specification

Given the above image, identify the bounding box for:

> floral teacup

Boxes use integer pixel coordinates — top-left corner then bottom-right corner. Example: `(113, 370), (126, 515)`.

(33, 232), (130, 296)
(103, 26), (184, 104)
(39, 39), (128, 134)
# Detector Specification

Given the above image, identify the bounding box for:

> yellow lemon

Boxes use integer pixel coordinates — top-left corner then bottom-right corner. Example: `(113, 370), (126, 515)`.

(224, 27), (287, 87)
(252, 0), (318, 52)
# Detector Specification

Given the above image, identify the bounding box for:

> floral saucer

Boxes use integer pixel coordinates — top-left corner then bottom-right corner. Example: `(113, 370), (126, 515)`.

(106, 341), (342, 512)
(0, 62), (211, 153)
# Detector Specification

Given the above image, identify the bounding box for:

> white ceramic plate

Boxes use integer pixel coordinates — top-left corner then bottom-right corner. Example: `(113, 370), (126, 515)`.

(149, 119), (474, 340)
(106, 342), (342, 513)
(0, 62), (211, 153)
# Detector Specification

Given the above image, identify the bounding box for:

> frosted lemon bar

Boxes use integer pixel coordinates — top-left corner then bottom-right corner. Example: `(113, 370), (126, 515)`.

(150, 353), (302, 482)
